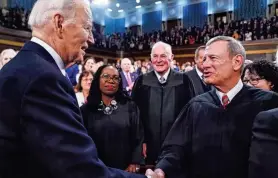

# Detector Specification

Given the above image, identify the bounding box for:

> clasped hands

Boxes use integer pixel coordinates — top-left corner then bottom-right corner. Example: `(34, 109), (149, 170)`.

(145, 168), (165, 178)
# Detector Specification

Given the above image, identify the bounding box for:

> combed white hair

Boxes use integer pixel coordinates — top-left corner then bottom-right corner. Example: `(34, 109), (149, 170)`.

(28, 0), (91, 29)
(151, 41), (173, 57)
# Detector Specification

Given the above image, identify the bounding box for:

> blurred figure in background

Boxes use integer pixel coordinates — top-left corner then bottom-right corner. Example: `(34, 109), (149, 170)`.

(0, 49), (17, 69)
(120, 58), (138, 95)
(187, 46), (212, 95)
(75, 70), (93, 107)
(242, 59), (278, 93)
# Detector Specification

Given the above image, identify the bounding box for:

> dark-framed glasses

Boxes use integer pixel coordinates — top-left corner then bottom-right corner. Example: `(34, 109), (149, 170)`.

(101, 73), (120, 83)
(243, 77), (264, 85)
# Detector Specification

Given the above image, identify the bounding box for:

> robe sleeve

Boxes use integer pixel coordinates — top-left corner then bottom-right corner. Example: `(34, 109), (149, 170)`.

(131, 75), (147, 144)
(155, 102), (194, 177)
(249, 110), (278, 178)
(183, 72), (196, 98)
(129, 101), (144, 165)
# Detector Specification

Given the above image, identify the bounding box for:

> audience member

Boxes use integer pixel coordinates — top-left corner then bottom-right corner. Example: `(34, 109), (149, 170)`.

(75, 70), (93, 106)
(0, 48), (17, 69)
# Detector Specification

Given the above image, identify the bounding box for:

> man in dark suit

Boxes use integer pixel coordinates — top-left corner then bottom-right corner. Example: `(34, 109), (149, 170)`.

(186, 45), (211, 95)
(120, 58), (138, 95)
(0, 0), (149, 178)
(249, 108), (278, 178)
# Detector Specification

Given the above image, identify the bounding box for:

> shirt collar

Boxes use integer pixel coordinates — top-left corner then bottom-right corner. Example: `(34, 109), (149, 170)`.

(154, 67), (171, 81)
(195, 66), (203, 80)
(215, 79), (244, 105)
(31, 37), (66, 76)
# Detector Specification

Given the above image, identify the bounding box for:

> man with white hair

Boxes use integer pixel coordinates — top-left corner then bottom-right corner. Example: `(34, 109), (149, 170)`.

(0, 1), (148, 178)
(146, 36), (278, 178)
(0, 48), (17, 69)
(132, 41), (195, 166)
(120, 58), (138, 95)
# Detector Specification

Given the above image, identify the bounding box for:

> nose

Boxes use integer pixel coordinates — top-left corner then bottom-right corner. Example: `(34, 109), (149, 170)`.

(88, 31), (95, 45)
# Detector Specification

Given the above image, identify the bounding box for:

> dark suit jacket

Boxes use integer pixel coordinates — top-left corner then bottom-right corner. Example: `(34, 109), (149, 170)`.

(0, 41), (145, 178)
(66, 63), (79, 86)
(249, 108), (278, 178)
(120, 71), (138, 95)
(186, 68), (211, 95)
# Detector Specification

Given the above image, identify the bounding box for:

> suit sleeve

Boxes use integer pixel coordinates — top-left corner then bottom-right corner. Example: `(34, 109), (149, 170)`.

(249, 110), (278, 178)
(21, 73), (145, 178)
(155, 102), (194, 177)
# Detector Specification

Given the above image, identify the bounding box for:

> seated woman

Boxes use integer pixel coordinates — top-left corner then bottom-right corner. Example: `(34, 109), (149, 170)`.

(242, 59), (278, 93)
(80, 65), (144, 173)
(75, 70), (93, 107)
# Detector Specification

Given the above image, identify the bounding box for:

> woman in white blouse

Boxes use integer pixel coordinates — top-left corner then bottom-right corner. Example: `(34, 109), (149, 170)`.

(75, 70), (93, 107)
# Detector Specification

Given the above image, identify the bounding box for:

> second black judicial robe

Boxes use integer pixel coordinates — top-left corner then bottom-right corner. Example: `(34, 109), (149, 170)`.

(80, 100), (144, 170)
(156, 85), (278, 178)
(186, 68), (212, 95)
(132, 69), (195, 164)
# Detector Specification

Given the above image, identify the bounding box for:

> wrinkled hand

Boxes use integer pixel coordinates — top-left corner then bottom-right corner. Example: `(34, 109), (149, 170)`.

(145, 168), (165, 178)
(125, 164), (139, 173)
(143, 143), (147, 158)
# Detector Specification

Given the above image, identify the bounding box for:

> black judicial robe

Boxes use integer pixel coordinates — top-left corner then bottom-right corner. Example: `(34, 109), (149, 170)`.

(186, 68), (212, 95)
(132, 70), (195, 164)
(80, 100), (144, 170)
(156, 85), (278, 178)
(249, 108), (278, 178)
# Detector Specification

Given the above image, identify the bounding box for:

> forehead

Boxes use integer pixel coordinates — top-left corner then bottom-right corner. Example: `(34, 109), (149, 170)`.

(102, 67), (119, 75)
(122, 59), (131, 64)
(152, 45), (167, 54)
(205, 41), (228, 55)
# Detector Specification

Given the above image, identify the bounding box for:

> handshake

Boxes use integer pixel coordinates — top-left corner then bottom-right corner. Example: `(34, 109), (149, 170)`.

(145, 168), (165, 178)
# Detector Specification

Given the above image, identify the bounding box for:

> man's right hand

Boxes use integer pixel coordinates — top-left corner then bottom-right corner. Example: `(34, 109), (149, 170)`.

(145, 168), (165, 178)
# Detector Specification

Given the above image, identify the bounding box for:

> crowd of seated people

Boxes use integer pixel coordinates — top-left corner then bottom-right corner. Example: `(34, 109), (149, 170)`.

(0, 6), (30, 30)
(93, 16), (278, 51)
(1, 6), (278, 52)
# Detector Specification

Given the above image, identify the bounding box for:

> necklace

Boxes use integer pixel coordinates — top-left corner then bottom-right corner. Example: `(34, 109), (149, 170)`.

(98, 100), (118, 115)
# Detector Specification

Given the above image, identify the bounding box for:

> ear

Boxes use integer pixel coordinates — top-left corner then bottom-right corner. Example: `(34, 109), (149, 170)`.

(232, 54), (244, 71)
(53, 14), (65, 39)
(170, 54), (174, 61)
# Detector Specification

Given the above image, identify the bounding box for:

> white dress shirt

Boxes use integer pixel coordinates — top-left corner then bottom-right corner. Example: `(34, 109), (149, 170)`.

(195, 66), (203, 80)
(215, 79), (243, 105)
(75, 92), (85, 107)
(154, 68), (171, 82)
(31, 37), (66, 76)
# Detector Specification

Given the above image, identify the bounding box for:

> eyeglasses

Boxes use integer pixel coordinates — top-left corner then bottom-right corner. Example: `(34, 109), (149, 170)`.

(100, 73), (120, 83)
(243, 77), (264, 85)
(82, 78), (93, 82)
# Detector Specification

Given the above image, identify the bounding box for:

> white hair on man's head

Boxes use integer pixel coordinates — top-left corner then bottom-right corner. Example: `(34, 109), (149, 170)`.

(28, 0), (91, 29)
(151, 41), (172, 57)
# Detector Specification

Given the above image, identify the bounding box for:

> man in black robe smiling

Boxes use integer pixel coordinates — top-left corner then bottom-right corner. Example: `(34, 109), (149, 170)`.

(132, 41), (195, 166)
(145, 36), (278, 178)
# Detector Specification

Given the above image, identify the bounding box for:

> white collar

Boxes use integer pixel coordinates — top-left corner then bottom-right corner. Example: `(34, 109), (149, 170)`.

(154, 68), (171, 81)
(31, 37), (66, 76)
(216, 79), (244, 105)
(195, 66), (203, 80)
